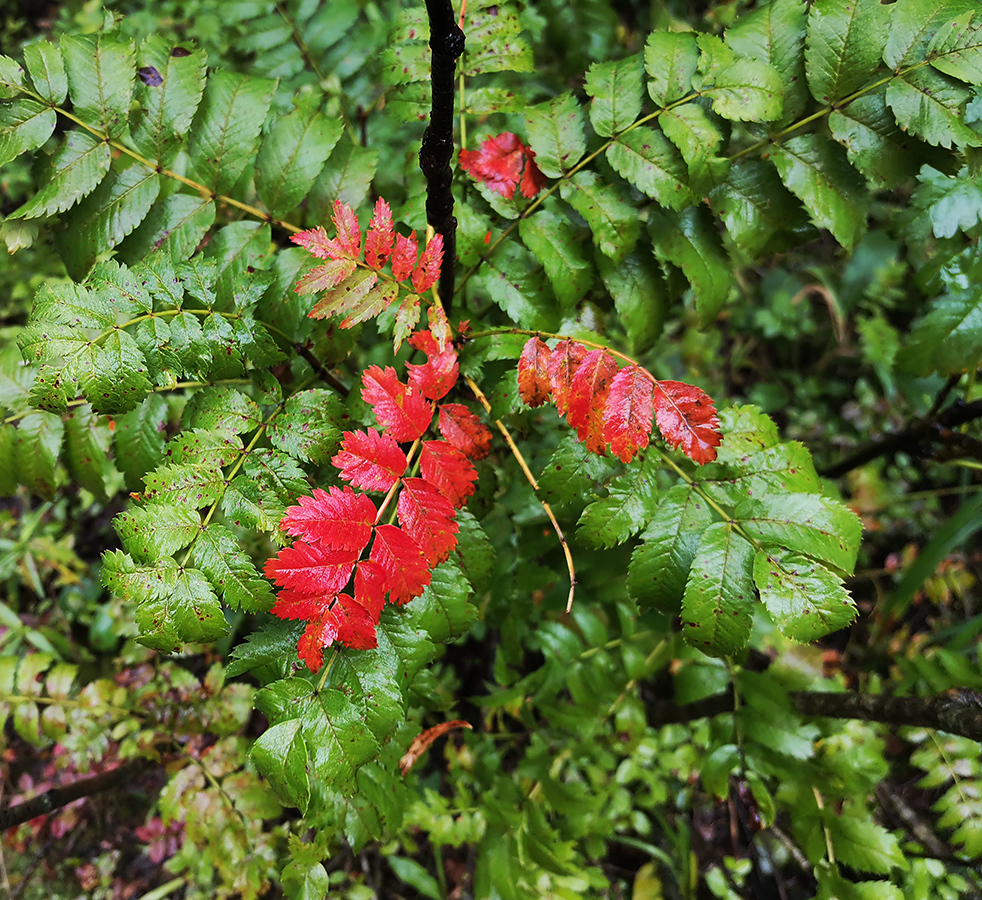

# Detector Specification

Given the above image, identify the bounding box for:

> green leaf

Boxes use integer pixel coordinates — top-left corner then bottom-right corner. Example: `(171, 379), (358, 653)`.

(518, 204), (593, 308)
(680, 522), (755, 656)
(143, 463), (226, 509)
(186, 69), (277, 194)
(164, 429), (242, 467)
(769, 134), (868, 250)
(454, 509), (495, 593)
(129, 35), (207, 166)
(60, 33), (135, 139)
(577, 453), (661, 549)
(753, 548), (856, 641)
(700, 57), (785, 122)
(695, 441), (821, 507)
(0, 99), (56, 167)
(584, 54), (643, 137)
(256, 104), (343, 218)
(0, 54), (24, 98)
(606, 127), (694, 210)
(649, 206), (734, 324)
(226, 620), (303, 681)
(525, 92), (586, 179)
(883, 0), (976, 68)
(597, 248), (668, 353)
(182, 386), (262, 436)
(223, 448), (309, 533)
(113, 393), (167, 491)
(88, 259), (153, 317)
(885, 68), (982, 149)
(267, 388), (343, 465)
(659, 104), (729, 195)
(308, 138), (378, 220)
(461, 3), (532, 76)
(538, 435), (618, 506)
(738, 493), (862, 571)
(825, 813), (908, 874)
(644, 32), (698, 107)
(0, 426), (16, 496)
(118, 193), (216, 264)
(628, 484), (713, 614)
(251, 719), (311, 812)
(14, 412), (64, 498)
(65, 405), (113, 497)
(476, 243), (557, 331)
(912, 164), (982, 239)
(78, 330), (153, 415)
(560, 171), (640, 265)
(737, 669), (818, 759)
(404, 558), (476, 644)
(901, 284), (982, 376)
(192, 523), (275, 613)
(23, 41), (67, 104)
(29, 364), (75, 414)
(804, 0), (889, 104)
(725, 0), (808, 124)
(115, 502), (202, 562)
(927, 9), (982, 83)
(714, 404), (781, 464)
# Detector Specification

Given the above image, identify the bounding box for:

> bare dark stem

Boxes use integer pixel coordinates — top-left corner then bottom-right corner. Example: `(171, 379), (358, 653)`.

(420, 0), (464, 302)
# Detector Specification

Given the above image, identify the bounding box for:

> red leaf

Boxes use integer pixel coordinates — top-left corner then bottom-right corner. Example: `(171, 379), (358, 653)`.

(391, 233), (418, 282)
(412, 233), (444, 293)
(364, 197), (395, 270)
(332, 428), (407, 491)
(362, 365), (433, 440)
(264, 542), (358, 596)
(397, 477), (459, 566)
(269, 588), (323, 621)
(566, 349), (619, 454)
(547, 339), (588, 416)
(280, 486), (376, 553)
(406, 330), (459, 401)
(517, 336), (552, 407)
(294, 258), (357, 296)
(458, 133), (545, 200)
(419, 440), (478, 507)
(291, 226), (332, 260)
(602, 365), (655, 463)
(651, 380), (722, 464)
(332, 594), (378, 649)
(294, 201), (361, 260)
(370, 524), (431, 605)
(298, 609), (340, 671)
(438, 403), (492, 459)
(353, 559), (388, 618)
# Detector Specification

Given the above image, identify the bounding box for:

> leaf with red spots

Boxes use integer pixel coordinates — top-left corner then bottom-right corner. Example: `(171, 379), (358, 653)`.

(364, 197), (395, 270)
(602, 365), (654, 463)
(391, 232), (418, 282)
(361, 365), (433, 440)
(397, 477), (459, 566)
(652, 380), (722, 464)
(393, 293), (422, 352)
(406, 330), (459, 401)
(294, 258), (357, 296)
(264, 543), (358, 597)
(370, 524), (431, 604)
(459, 132), (547, 199)
(566, 349), (618, 453)
(438, 403), (492, 460)
(332, 428), (407, 491)
(280, 486), (377, 553)
(412, 234), (444, 293)
(517, 336), (552, 407)
(547, 339), (588, 416)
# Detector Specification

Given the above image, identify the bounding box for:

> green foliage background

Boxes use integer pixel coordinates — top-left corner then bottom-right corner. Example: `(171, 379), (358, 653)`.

(2, 0), (982, 897)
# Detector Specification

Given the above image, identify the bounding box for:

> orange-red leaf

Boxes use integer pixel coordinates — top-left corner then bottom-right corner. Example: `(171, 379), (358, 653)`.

(602, 365), (654, 463)
(391, 232), (418, 282)
(566, 349), (618, 454)
(364, 197), (395, 270)
(399, 720), (473, 776)
(397, 476), (459, 566)
(517, 337), (552, 407)
(547, 339), (588, 416)
(412, 233), (444, 293)
(268, 587), (323, 621)
(406, 330), (459, 401)
(332, 428), (407, 491)
(298, 609), (340, 671)
(370, 524), (431, 605)
(280, 486), (376, 553)
(294, 258), (357, 296)
(353, 559), (388, 618)
(438, 403), (492, 460)
(264, 543), (358, 597)
(419, 440), (478, 507)
(652, 380), (722, 464)
(291, 226), (332, 259)
(458, 132), (546, 200)
(332, 594), (378, 649)
(294, 201), (361, 261)
(362, 365), (433, 440)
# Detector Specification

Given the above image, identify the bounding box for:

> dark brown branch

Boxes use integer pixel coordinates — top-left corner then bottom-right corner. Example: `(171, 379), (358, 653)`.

(0, 758), (152, 832)
(649, 688), (982, 743)
(822, 398), (982, 478)
(420, 0), (464, 302)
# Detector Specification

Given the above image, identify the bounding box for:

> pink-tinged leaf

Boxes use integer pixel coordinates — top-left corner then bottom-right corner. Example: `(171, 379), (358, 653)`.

(269, 588), (324, 621)
(327, 200), (361, 259)
(353, 559), (388, 618)
(280, 486), (376, 553)
(602, 366), (655, 463)
(393, 293), (422, 352)
(412, 233), (444, 293)
(264, 543), (358, 596)
(419, 440), (478, 507)
(458, 132), (544, 199)
(364, 197), (395, 270)
(406, 330), (459, 401)
(391, 232), (418, 282)
(361, 365), (433, 440)
(298, 609), (340, 671)
(547, 339), (588, 415)
(517, 337), (552, 407)
(651, 380), (722, 464)
(370, 524), (431, 605)
(332, 594), (378, 649)
(566, 349), (618, 454)
(398, 477), (459, 566)
(294, 258), (357, 296)
(438, 403), (492, 460)
(340, 281), (398, 329)
(291, 226), (332, 259)
(332, 428), (407, 491)
(427, 305), (452, 350)
(309, 268), (377, 320)
(520, 153), (547, 198)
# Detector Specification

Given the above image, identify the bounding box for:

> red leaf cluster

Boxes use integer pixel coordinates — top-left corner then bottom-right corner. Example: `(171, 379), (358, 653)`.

(264, 330), (494, 670)
(459, 133), (547, 200)
(517, 337), (721, 464)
